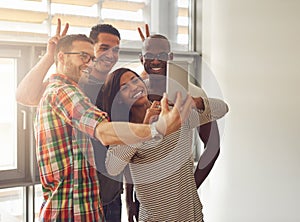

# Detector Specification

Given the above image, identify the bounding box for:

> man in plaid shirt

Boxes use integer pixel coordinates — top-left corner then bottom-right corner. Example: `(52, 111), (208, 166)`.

(34, 34), (191, 221)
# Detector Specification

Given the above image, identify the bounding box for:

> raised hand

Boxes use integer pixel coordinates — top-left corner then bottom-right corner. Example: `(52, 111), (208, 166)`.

(143, 101), (161, 124)
(15, 18), (69, 106)
(137, 23), (150, 41)
(155, 92), (193, 136)
(46, 18), (69, 59)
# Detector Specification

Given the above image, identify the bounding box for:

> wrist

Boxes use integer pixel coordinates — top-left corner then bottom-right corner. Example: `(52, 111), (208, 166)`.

(195, 97), (205, 110)
(150, 121), (164, 141)
(43, 52), (55, 65)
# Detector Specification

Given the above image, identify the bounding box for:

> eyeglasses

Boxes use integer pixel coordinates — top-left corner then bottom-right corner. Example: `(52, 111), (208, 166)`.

(143, 52), (170, 61)
(64, 51), (97, 63)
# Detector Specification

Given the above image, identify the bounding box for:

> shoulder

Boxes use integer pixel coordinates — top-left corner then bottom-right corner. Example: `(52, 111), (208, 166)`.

(46, 81), (87, 108)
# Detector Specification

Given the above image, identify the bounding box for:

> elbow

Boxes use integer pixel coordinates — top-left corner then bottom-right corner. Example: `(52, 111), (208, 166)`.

(224, 102), (229, 115)
(211, 100), (229, 119)
(105, 155), (123, 176)
(95, 121), (111, 146)
(15, 89), (26, 105)
(106, 166), (120, 177)
(98, 137), (109, 147)
(97, 135), (111, 147)
(15, 89), (39, 106)
(105, 165), (118, 176)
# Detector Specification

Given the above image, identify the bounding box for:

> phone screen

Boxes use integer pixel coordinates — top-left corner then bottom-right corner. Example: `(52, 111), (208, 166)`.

(166, 61), (189, 104)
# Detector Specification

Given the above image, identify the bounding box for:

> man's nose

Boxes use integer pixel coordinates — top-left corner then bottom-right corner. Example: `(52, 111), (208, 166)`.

(104, 48), (115, 58)
(129, 83), (138, 91)
(152, 58), (161, 64)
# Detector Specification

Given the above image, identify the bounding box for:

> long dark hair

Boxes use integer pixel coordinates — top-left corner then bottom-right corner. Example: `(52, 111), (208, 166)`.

(98, 68), (146, 122)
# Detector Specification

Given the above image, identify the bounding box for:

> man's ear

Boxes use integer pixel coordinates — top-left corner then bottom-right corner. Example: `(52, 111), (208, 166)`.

(139, 52), (144, 64)
(57, 51), (65, 64)
(169, 52), (174, 61)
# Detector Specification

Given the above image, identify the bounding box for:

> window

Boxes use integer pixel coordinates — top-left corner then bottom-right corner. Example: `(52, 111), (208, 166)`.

(0, 50), (26, 182)
(0, 58), (18, 171)
(0, 0), (192, 51)
(0, 187), (24, 222)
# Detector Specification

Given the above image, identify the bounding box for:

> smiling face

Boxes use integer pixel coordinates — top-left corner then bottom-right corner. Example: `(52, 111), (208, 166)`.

(62, 40), (95, 83)
(93, 33), (120, 81)
(141, 37), (173, 77)
(119, 71), (148, 107)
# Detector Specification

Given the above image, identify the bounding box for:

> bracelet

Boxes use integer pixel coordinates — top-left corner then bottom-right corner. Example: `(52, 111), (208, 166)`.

(150, 121), (163, 142)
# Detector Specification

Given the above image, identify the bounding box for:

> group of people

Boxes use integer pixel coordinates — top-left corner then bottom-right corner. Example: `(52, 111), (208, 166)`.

(16, 19), (229, 221)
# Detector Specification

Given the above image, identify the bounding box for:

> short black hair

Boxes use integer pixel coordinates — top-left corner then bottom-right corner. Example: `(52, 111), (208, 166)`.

(89, 24), (121, 43)
(142, 34), (171, 52)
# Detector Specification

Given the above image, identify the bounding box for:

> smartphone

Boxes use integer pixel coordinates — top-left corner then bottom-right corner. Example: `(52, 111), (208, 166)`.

(166, 60), (189, 104)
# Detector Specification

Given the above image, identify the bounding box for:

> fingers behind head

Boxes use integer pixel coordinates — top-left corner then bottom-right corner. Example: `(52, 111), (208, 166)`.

(145, 24), (150, 37)
(138, 27), (145, 41)
(62, 22), (69, 36)
(56, 18), (69, 36)
(138, 24), (150, 42)
(56, 18), (61, 35)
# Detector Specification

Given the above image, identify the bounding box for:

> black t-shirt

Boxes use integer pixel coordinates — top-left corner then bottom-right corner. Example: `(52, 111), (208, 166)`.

(80, 76), (123, 205)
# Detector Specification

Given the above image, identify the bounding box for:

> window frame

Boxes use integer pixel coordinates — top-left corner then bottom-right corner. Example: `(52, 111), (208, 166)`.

(0, 44), (42, 188)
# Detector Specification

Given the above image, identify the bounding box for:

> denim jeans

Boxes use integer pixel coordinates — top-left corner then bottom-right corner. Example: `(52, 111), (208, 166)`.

(103, 195), (122, 222)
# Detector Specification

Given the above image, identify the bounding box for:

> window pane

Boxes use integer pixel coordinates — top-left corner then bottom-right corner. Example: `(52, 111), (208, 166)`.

(0, 0), (48, 37)
(0, 187), (24, 222)
(0, 0), (192, 51)
(0, 58), (17, 171)
(34, 184), (43, 221)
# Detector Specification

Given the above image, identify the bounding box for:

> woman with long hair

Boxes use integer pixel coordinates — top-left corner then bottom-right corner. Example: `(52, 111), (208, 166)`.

(99, 67), (228, 221)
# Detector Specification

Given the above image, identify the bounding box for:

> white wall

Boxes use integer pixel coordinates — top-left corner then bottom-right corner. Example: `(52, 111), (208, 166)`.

(200, 1), (300, 222)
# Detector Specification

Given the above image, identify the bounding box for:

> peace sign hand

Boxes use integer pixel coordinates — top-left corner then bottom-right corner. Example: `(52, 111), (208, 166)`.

(137, 23), (150, 42)
(46, 18), (69, 59)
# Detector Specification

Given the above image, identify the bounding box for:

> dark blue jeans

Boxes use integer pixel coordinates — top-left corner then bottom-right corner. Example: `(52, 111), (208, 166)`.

(103, 195), (122, 222)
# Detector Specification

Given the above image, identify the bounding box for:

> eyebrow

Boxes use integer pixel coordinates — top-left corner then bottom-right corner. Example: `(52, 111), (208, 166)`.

(96, 44), (110, 49)
(120, 76), (136, 86)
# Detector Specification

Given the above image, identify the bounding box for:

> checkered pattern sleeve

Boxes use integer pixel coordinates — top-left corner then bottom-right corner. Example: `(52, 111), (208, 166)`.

(51, 84), (108, 139)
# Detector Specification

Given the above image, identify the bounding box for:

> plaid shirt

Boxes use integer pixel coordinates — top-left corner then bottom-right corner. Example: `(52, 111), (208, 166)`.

(34, 74), (107, 221)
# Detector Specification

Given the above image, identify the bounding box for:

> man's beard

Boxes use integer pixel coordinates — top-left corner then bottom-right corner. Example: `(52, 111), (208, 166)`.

(65, 60), (88, 84)
(94, 58), (114, 78)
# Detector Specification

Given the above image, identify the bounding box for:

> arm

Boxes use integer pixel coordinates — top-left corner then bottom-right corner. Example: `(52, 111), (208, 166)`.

(15, 19), (69, 106)
(194, 121), (220, 188)
(188, 83), (222, 187)
(15, 53), (52, 106)
(96, 92), (193, 146)
(191, 97), (229, 127)
(105, 143), (137, 176)
(187, 97), (226, 187)
(124, 166), (139, 222)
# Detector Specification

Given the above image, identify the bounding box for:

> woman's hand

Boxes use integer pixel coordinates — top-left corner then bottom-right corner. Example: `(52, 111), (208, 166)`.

(143, 101), (161, 124)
